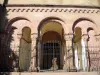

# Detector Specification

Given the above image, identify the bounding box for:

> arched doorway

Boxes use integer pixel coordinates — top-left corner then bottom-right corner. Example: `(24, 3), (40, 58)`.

(38, 20), (64, 70)
(19, 27), (31, 71)
(41, 31), (61, 70)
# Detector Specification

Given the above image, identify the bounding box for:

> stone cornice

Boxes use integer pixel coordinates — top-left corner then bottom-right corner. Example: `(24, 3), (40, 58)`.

(6, 4), (100, 14)
(6, 4), (100, 9)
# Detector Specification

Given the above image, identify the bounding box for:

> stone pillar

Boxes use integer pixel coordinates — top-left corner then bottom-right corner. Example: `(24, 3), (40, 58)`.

(37, 38), (41, 71)
(63, 33), (74, 71)
(17, 34), (22, 55)
(14, 34), (22, 72)
(29, 33), (37, 71)
(82, 34), (89, 71)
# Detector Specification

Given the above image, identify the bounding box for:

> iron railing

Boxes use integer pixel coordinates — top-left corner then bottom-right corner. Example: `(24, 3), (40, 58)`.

(0, 46), (100, 72)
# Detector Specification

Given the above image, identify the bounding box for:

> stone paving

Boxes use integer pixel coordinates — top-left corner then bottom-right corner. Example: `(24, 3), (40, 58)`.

(10, 72), (99, 75)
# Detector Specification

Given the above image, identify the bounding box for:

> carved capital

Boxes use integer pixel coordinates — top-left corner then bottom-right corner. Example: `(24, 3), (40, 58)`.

(82, 34), (88, 41)
(64, 33), (73, 41)
(31, 33), (38, 41)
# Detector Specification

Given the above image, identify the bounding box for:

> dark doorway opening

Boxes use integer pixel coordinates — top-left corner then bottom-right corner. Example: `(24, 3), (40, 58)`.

(42, 41), (60, 70)
(40, 31), (62, 70)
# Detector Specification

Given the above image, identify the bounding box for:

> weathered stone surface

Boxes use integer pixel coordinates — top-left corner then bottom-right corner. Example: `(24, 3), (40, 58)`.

(10, 72), (99, 75)
(7, 0), (100, 6)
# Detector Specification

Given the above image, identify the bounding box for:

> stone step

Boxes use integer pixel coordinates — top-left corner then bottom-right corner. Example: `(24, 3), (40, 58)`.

(8, 72), (99, 75)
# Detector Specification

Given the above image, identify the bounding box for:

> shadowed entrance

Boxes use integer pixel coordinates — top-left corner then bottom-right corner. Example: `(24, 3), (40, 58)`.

(38, 20), (64, 70)
(41, 31), (61, 70)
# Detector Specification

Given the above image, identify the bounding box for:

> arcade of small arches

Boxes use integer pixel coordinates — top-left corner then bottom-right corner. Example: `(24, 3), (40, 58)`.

(4, 17), (100, 72)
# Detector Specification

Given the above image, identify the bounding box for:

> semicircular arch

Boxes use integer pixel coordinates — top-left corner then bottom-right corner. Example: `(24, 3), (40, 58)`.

(5, 17), (31, 31)
(38, 16), (65, 32)
(72, 17), (96, 31)
(72, 17), (97, 34)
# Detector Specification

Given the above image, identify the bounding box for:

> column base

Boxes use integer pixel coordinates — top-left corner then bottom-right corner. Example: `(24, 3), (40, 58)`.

(29, 66), (37, 72)
(69, 66), (77, 72)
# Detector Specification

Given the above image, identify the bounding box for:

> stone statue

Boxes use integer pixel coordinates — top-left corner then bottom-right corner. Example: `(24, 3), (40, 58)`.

(50, 58), (58, 71)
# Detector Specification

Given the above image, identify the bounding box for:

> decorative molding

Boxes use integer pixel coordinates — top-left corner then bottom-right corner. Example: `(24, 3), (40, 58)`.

(6, 7), (100, 14)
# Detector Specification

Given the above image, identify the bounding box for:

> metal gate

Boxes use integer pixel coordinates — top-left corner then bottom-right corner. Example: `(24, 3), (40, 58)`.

(0, 45), (100, 72)
(40, 41), (61, 71)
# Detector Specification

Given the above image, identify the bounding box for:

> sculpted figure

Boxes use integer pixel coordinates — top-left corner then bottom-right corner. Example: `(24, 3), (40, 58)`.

(50, 58), (58, 71)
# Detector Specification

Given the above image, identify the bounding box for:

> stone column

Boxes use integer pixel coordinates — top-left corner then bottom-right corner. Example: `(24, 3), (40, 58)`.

(17, 34), (22, 55)
(63, 33), (74, 71)
(34, 35), (41, 72)
(29, 33), (38, 72)
(82, 34), (89, 71)
(37, 39), (41, 71)
(14, 34), (22, 72)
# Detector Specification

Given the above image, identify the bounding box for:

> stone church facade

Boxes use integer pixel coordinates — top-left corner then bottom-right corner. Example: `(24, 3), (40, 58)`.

(0, 0), (100, 72)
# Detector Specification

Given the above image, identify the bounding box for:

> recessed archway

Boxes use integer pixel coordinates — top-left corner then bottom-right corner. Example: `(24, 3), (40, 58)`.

(38, 20), (65, 70)
(41, 31), (61, 70)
